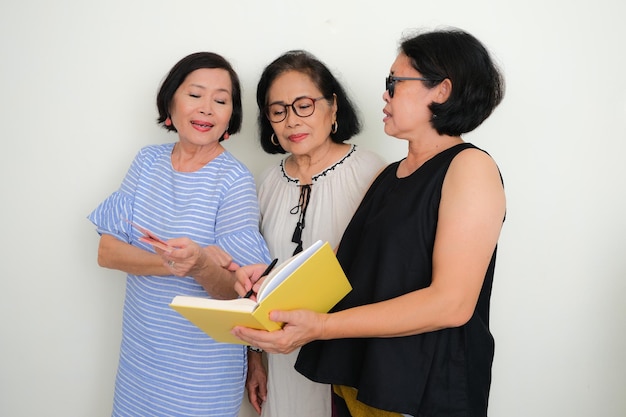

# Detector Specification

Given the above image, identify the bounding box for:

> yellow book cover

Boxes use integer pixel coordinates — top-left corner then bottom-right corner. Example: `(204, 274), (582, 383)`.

(169, 240), (352, 345)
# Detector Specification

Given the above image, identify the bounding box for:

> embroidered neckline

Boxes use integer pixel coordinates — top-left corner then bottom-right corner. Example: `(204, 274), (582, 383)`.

(279, 144), (357, 184)
(283, 145), (356, 255)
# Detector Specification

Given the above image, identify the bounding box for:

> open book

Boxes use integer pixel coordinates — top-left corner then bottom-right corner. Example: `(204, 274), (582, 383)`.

(170, 240), (352, 345)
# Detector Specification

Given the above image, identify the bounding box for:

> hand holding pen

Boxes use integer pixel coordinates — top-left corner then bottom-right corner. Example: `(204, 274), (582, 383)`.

(241, 258), (278, 299)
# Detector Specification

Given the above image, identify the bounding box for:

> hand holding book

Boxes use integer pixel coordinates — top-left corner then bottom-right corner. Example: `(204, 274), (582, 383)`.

(170, 240), (351, 345)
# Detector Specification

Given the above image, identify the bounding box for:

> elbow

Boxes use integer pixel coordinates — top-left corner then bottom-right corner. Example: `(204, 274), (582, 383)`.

(447, 312), (473, 328)
(96, 249), (109, 268)
(96, 241), (113, 268)
(430, 285), (480, 329)
(442, 305), (475, 328)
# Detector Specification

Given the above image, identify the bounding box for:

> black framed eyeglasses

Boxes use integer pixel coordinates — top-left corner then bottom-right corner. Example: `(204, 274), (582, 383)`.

(266, 96), (325, 123)
(385, 75), (433, 98)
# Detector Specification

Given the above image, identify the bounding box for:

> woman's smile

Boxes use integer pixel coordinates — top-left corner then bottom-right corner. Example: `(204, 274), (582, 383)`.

(191, 120), (214, 132)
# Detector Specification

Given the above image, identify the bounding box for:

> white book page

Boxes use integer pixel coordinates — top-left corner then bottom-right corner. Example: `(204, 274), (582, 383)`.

(172, 295), (256, 312)
(256, 240), (324, 302)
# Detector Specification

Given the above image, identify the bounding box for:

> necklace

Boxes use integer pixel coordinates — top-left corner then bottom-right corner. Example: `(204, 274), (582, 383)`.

(289, 184), (312, 255)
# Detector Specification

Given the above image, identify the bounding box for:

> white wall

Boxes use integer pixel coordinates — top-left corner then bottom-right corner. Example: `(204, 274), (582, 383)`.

(1, 1), (624, 416)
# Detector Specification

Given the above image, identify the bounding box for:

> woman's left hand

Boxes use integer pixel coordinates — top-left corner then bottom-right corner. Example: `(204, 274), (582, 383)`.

(231, 309), (326, 354)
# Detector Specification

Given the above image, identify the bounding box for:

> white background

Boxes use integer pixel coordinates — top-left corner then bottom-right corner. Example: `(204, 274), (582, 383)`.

(1, 1), (625, 416)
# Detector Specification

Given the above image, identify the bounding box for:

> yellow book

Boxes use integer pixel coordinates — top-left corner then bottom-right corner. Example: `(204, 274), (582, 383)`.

(169, 240), (352, 345)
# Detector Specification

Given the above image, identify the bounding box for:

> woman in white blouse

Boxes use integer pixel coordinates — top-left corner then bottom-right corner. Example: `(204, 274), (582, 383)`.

(245, 50), (386, 417)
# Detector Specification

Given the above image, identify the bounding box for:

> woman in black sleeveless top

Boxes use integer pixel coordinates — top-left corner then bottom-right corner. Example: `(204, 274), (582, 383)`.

(233, 28), (506, 417)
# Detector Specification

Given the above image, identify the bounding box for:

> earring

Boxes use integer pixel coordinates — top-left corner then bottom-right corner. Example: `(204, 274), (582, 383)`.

(165, 117), (172, 127)
(223, 131), (230, 140)
(331, 121), (338, 134)
(271, 133), (279, 146)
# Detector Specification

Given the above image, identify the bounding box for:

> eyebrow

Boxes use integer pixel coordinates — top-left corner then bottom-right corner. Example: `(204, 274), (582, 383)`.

(268, 95), (311, 106)
(188, 84), (231, 94)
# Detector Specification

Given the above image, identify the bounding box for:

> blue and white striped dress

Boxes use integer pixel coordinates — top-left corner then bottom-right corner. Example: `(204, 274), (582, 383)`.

(88, 143), (270, 417)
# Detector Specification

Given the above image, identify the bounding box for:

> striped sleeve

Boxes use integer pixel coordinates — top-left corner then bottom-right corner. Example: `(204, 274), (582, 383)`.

(214, 156), (271, 266)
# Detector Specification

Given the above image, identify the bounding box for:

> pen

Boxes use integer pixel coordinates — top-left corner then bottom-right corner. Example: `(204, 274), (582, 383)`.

(244, 258), (278, 298)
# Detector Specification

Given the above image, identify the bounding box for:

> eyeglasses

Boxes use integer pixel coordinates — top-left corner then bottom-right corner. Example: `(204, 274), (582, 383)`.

(385, 75), (434, 98)
(266, 96), (325, 123)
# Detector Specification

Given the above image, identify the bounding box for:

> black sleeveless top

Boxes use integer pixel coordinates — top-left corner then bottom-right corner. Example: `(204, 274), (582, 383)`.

(296, 143), (500, 417)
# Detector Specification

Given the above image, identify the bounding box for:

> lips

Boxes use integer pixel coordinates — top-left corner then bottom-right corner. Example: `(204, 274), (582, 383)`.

(288, 133), (308, 142)
(191, 120), (214, 131)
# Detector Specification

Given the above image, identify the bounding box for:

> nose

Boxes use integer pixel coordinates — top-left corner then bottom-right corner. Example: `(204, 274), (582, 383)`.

(199, 99), (213, 115)
(284, 105), (300, 126)
(383, 89), (391, 102)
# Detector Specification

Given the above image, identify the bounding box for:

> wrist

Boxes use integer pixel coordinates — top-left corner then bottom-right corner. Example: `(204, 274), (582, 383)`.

(319, 313), (330, 340)
(247, 345), (263, 353)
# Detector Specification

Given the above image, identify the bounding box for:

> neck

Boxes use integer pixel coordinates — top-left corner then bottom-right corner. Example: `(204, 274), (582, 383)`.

(398, 135), (463, 177)
(286, 142), (349, 183)
(172, 141), (224, 172)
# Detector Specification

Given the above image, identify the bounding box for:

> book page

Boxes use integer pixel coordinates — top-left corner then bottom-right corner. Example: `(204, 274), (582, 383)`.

(172, 296), (257, 312)
(256, 240), (324, 301)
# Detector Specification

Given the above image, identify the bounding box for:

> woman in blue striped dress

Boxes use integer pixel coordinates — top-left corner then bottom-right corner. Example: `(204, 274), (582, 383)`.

(88, 52), (270, 417)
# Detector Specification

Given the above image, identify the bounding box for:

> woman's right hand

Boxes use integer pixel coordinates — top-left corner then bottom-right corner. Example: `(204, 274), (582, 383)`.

(233, 263), (273, 301)
(246, 350), (267, 414)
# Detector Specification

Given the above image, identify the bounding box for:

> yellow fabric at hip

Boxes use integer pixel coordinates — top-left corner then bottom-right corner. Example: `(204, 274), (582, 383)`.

(333, 385), (403, 417)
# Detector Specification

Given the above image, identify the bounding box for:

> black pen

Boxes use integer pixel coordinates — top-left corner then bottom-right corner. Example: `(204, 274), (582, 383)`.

(244, 258), (278, 299)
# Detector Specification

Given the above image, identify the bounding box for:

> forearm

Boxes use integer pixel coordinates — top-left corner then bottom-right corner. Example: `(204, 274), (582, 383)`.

(231, 289), (467, 355)
(191, 263), (238, 300)
(321, 286), (474, 340)
(97, 234), (169, 276)
(159, 240), (239, 299)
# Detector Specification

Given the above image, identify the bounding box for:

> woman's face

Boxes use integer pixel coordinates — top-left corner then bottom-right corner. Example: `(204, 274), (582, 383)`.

(169, 68), (233, 147)
(382, 53), (438, 140)
(266, 70), (337, 156)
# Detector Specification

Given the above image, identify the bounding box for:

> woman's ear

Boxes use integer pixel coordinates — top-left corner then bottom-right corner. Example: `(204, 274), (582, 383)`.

(433, 78), (452, 103)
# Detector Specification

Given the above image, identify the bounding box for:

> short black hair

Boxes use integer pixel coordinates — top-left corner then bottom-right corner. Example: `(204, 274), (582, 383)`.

(400, 28), (505, 136)
(256, 50), (361, 154)
(156, 52), (242, 141)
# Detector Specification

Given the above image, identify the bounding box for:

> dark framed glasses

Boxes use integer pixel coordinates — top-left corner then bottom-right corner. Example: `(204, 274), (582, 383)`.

(266, 96), (325, 123)
(385, 75), (434, 98)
